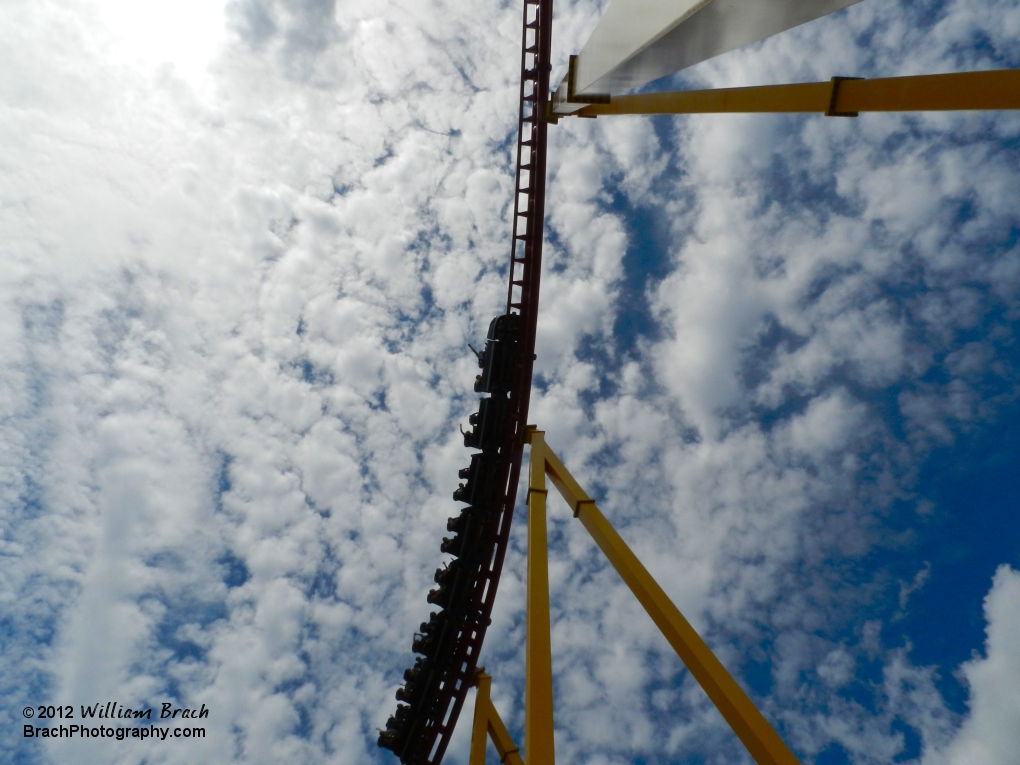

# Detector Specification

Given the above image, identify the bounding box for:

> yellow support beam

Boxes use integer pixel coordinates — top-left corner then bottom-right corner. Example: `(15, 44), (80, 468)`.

(526, 436), (556, 765)
(525, 427), (800, 765)
(570, 69), (1020, 118)
(470, 670), (526, 765)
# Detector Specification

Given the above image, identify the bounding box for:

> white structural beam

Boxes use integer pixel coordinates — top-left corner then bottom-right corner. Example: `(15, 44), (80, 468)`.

(554, 0), (861, 111)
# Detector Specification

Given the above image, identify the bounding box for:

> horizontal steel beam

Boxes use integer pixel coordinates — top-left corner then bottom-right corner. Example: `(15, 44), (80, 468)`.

(556, 70), (1020, 118)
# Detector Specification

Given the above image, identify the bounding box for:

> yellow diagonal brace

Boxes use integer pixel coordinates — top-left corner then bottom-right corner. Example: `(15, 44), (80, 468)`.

(525, 427), (800, 765)
(470, 670), (526, 765)
(573, 69), (1020, 117)
(529, 436), (592, 517)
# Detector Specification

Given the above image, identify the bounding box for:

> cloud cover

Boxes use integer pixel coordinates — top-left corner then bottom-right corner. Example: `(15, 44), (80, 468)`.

(1, 0), (1019, 763)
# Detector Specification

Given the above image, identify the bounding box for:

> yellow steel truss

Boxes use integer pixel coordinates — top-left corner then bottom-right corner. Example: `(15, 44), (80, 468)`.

(552, 69), (1020, 119)
(469, 427), (801, 765)
(469, 670), (525, 765)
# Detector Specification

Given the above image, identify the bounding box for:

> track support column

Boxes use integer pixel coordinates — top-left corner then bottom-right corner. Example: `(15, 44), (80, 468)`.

(470, 670), (525, 765)
(525, 429), (556, 765)
(525, 427), (800, 765)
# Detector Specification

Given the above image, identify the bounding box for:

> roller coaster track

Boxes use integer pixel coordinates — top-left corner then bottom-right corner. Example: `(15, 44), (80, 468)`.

(377, 0), (553, 762)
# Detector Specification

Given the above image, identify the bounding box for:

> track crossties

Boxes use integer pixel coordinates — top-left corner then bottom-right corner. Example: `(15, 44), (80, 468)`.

(378, 0), (553, 761)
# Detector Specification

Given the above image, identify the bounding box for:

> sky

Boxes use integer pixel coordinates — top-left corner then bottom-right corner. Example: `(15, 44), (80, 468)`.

(1, 0), (1019, 764)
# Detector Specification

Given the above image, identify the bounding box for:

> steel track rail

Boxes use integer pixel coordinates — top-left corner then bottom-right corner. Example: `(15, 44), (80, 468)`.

(380, 0), (553, 761)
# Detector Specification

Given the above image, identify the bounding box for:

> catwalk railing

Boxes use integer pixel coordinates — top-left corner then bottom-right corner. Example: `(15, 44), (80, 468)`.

(377, 0), (553, 761)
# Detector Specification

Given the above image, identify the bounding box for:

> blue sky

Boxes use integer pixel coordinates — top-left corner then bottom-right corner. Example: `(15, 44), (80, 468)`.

(1, 0), (1019, 764)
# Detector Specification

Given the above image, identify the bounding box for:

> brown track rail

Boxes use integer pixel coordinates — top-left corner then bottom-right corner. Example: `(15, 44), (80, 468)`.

(380, 0), (553, 762)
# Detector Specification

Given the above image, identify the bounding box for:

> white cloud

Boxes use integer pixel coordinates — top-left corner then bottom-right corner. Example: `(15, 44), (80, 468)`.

(2, 0), (1020, 764)
(928, 566), (1020, 765)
